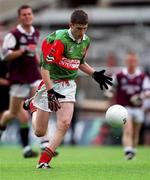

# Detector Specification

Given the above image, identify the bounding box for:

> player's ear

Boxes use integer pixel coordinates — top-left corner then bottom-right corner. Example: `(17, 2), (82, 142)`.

(69, 23), (73, 29)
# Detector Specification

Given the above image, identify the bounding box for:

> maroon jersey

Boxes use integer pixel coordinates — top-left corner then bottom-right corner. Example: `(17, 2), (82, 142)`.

(6, 25), (41, 84)
(115, 68), (145, 107)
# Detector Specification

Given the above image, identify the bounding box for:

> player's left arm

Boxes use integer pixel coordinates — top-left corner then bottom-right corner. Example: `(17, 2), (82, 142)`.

(79, 62), (113, 90)
(130, 75), (150, 105)
(41, 38), (69, 64)
(142, 76), (150, 97)
(79, 62), (95, 75)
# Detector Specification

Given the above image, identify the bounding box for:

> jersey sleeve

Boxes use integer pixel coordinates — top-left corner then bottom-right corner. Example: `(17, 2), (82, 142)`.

(40, 37), (66, 67)
(1, 33), (16, 60)
(142, 76), (150, 91)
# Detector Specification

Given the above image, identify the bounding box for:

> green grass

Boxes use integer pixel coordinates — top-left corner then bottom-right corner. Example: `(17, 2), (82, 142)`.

(0, 146), (150, 180)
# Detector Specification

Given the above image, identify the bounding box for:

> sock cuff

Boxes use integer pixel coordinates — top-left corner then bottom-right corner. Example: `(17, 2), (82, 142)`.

(23, 146), (32, 153)
(20, 124), (29, 128)
(124, 146), (133, 153)
(45, 147), (55, 157)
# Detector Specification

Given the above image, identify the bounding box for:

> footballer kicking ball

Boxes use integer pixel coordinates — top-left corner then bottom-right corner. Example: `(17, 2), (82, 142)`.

(105, 104), (128, 128)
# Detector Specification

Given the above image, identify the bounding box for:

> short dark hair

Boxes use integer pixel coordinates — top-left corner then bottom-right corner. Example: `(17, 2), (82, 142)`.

(18, 5), (32, 16)
(70, 10), (88, 25)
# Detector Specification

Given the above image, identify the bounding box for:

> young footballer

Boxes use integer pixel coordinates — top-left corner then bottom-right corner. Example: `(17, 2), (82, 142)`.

(25, 9), (113, 168)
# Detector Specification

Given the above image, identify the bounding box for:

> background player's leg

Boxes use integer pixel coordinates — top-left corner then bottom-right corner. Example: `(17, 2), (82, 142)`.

(18, 108), (38, 158)
(122, 117), (135, 160)
(132, 121), (142, 151)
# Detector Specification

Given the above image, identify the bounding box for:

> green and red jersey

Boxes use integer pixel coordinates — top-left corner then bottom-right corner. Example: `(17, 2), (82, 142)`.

(40, 29), (90, 80)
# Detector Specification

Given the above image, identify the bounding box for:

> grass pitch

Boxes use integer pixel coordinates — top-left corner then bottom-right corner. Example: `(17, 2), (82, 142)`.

(0, 145), (150, 180)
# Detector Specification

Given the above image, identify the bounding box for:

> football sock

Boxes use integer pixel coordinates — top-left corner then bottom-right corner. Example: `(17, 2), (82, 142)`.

(20, 124), (29, 147)
(39, 147), (55, 164)
(124, 146), (133, 153)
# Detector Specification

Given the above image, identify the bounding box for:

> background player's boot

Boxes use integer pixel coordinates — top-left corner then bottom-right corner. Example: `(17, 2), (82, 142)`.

(23, 146), (38, 158)
(125, 151), (135, 160)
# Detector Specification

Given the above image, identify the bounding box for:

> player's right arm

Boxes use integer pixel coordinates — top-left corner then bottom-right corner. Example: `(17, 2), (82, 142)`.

(2, 33), (26, 61)
(41, 38), (66, 65)
(40, 66), (53, 91)
(40, 39), (66, 111)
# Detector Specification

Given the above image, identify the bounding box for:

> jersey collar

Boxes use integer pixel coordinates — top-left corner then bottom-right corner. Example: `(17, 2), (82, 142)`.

(123, 67), (141, 78)
(68, 29), (86, 43)
(17, 24), (35, 35)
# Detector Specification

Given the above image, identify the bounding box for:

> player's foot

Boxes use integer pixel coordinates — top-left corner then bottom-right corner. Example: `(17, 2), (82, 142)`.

(23, 149), (38, 158)
(125, 151), (135, 160)
(36, 162), (50, 169)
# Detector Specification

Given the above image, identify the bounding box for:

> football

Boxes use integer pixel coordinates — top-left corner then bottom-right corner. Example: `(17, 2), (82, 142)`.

(105, 104), (128, 127)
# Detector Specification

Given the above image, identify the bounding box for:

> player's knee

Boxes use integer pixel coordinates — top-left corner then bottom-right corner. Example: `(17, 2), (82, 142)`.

(34, 129), (45, 137)
(9, 111), (17, 119)
(58, 119), (71, 130)
(124, 129), (133, 137)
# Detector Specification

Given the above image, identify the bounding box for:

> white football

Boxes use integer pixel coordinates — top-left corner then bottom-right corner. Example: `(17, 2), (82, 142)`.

(105, 104), (128, 127)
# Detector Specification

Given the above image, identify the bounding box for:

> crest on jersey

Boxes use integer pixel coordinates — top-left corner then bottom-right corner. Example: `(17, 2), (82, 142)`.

(68, 46), (74, 53)
(136, 78), (142, 84)
(121, 78), (127, 84)
(20, 36), (27, 43)
(34, 36), (38, 43)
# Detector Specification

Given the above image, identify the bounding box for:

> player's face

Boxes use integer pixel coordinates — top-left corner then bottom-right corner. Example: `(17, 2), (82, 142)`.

(70, 24), (88, 40)
(18, 8), (33, 27)
(126, 54), (138, 71)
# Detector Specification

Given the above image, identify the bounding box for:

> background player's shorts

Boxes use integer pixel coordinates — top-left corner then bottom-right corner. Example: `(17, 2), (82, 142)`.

(126, 106), (144, 123)
(33, 80), (76, 112)
(9, 80), (41, 98)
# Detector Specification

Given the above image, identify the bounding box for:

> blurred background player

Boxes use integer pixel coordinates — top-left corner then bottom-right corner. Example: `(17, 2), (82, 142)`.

(0, 55), (38, 158)
(0, 5), (42, 157)
(30, 9), (113, 169)
(106, 51), (150, 160)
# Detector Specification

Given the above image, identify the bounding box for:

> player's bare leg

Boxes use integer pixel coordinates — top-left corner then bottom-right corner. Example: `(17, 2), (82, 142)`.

(0, 96), (22, 126)
(122, 118), (135, 160)
(49, 102), (74, 150)
(132, 122), (142, 152)
(0, 97), (22, 138)
(0, 96), (38, 158)
(32, 109), (50, 137)
(37, 102), (74, 169)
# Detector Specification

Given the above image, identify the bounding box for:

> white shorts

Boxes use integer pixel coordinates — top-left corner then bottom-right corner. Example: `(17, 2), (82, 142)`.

(9, 80), (41, 98)
(126, 106), (144, 123)
(33, 80), (76, 112)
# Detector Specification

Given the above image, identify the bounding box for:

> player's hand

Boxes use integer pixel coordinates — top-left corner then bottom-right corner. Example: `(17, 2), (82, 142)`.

(24, 44), (37, 56)
(92, 70), (113, 90)
(47, 89), (65, 111)
(104, 90), (114, 99)
(26, 44), (37, 53)
(130, 94), (142, 106)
